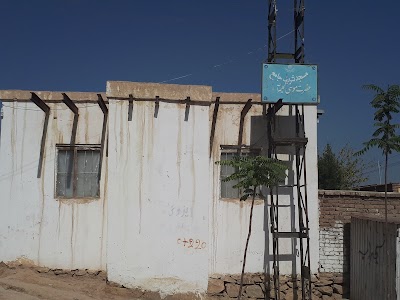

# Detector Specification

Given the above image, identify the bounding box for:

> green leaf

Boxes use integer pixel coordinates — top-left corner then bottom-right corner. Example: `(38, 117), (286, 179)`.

(240, 194), (249, 201)
(216, 155), (288, 198)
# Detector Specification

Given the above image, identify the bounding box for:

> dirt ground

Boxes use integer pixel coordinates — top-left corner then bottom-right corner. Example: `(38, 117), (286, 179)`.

(0, 263), (144, 300)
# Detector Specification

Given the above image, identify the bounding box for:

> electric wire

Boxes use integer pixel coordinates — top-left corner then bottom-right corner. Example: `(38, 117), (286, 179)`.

(1, 0), (301, 110)
(361, 159), (400, 176)
(159, 29), (295, 84)
(0, 29), (296, 110)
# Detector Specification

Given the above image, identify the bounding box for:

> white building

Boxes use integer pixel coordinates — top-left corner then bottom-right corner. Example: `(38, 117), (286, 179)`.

(0, 81), (319, 296)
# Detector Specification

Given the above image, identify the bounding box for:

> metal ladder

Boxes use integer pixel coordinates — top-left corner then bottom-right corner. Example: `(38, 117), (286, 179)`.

(267, 102), (312, 300)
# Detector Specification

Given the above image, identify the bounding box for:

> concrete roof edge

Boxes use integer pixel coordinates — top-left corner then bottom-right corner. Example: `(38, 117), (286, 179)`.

(0, 84), (264, 104)
(0, 90), (104, 102)
(106, 81), (213, 101)
(212, 92), (261, 103)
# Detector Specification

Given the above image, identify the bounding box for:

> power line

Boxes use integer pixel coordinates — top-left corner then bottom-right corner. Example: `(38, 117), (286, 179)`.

(361, 160), (400, 176)
(159, 29), (295, 84)
(358, 153), (400, 174)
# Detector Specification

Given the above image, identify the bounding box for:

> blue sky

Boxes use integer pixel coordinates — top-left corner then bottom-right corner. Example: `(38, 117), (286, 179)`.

(1, 1), (400, 184)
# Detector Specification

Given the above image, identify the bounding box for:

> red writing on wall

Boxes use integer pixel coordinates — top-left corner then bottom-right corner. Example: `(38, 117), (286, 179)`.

(177, 238), (206, 249)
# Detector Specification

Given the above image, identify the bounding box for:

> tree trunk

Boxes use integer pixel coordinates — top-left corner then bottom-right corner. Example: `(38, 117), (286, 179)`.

(385, 152), (388, 224)
(385, 152), (389, 299)
(238, 188), (256, 300)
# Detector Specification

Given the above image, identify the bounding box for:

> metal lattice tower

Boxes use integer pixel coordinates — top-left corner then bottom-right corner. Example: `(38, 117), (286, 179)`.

(268, 0), (305, 63)
(266, 1), (311, 300)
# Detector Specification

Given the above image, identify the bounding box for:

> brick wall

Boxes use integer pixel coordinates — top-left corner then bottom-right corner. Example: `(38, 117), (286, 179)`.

(319, 190), (400, 275)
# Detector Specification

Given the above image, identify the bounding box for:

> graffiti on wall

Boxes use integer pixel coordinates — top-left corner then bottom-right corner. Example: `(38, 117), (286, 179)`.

(177, 238), (206, 249)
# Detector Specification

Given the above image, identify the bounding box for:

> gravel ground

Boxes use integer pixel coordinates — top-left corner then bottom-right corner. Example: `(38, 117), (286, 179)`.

(0, 263), (143, 300)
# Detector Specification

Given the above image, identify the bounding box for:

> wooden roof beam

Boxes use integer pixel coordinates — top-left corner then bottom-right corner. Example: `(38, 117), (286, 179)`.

(30, 92), (50, 178)
(184, 96), (191, 121)
(62, 93), (79, 115)
(209, 96), (220, 157)
(97, 94), (108, 115)
(237, 99), (253, 150)
(30, 92), (50, 114)
(128, 94), (134, 121)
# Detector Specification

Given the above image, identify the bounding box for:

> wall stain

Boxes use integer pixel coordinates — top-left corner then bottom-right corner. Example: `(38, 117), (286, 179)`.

(191, 107), (196, 208)
(84, 107), (89, 143)
(57, 198), (98, 205)
(58, 132), (64, 144)
(138, 103), (145, 234)
(177, 108), (182, 199)
(113, 102), (118, 154)
(148, 102), (155, 160)
(126, 102), (131, 154)
(37, 103), (54, 265)
(8, 104), (16, 198)
(75, 205), (79, 267)
(126, 101), (132, 236)
(120, 103), (130, 241)
(100, 157), (108, 269)
(37, 161), (46, 265)
(57, 201), (61, 239)
(210, 136), (218, 273)
(101, 105), (109, 269)
(52, 106), (59, 143)
(20, 107), (27, 181)
(70, 204), (75, 269)
(119, 104), (124, 146)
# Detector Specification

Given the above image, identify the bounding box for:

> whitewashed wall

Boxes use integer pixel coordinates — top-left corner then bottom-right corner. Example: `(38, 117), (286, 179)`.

(0, 93), (107, 271)
(209, 93), (319, 276)
(0, 83), (319, 296)
(106, 82), (212, 295)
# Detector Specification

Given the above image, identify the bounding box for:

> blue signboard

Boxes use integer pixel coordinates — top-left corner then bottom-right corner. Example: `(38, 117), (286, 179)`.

(262, 63), (318, 104)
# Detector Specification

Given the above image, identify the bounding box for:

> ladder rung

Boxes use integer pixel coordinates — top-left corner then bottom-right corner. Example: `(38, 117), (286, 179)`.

(272, 137), (308, 146)
(275, 52), (295, 60)
(273, 232), (308, 238)
(274, 184), (307, 188)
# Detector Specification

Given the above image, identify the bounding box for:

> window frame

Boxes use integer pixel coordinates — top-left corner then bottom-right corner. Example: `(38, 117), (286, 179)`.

(219, 145), (261, 200)
(55, 144), (102, 199)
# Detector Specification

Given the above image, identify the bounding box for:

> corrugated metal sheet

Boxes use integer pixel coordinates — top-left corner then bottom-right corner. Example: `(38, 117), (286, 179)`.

(351, 217), (398, 300)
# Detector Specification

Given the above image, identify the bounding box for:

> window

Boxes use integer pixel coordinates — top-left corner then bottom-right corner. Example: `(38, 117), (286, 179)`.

(220, 147), (260, 199)
(56, 145), (101, 198)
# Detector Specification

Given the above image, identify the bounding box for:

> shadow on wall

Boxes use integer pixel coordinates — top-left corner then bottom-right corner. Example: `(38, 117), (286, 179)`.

(250, 113), (300, 297)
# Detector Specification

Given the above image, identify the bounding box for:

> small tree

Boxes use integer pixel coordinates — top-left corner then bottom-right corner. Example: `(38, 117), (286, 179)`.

(318, 144), (342, 190)
(217, 155), (287, 300)
(338, 144), (370, 189)
(357, 84), (400, 222)
(356, 84), (400, 299)
(318, 143), (370, 190)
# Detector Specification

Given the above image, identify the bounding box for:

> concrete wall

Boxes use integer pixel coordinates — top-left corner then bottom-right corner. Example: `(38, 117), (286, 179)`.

(209, 93), (319, 276)
(0, 91), (107, 271)
(106, 82), (212, 295)
(0, 82), (320, 296)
